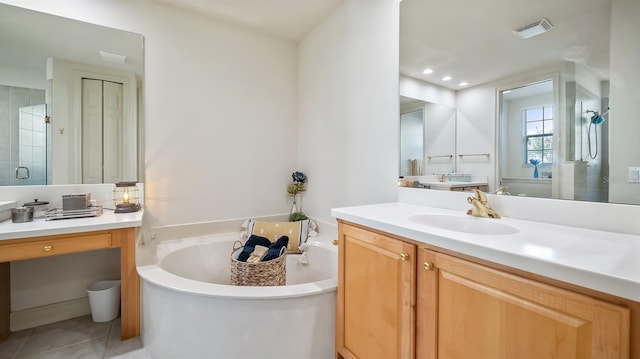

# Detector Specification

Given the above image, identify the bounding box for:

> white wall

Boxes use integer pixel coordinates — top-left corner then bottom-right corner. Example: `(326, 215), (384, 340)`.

(399, 75), (456, 107)
(297, 0), (400, 224)
(1, 0), (299, 228)
(0, 0), (400, 324)
(1, 0), (299, 323)
(400, 111), (423, 176)
(609, 0), (640, 204)
(455, 84), (496, 188)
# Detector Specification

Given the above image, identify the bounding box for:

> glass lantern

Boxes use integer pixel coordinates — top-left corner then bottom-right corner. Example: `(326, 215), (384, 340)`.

(112, 181), (141, 213)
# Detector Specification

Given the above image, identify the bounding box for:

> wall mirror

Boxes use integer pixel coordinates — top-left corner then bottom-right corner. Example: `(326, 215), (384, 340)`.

(0, 3), (144, 186)
(400, 0), (639, 204)
(399, 96), (456, 177)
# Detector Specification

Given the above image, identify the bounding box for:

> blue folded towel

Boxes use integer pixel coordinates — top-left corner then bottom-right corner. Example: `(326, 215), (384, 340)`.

(237, 234), (272, 262)
(262, 235), (289, 261)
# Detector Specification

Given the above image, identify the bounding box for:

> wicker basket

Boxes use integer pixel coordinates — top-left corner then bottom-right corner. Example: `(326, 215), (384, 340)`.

(230, 241), (286, 286)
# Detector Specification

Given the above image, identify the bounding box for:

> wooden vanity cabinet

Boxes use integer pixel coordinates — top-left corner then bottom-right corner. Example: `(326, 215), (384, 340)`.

(418, 248), (630, 359)
(337, 221), (632, 359)
(336, 222), (416, 359)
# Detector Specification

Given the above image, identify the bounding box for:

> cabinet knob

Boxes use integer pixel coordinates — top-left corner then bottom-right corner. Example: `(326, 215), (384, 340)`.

(400, 253), (409, 261)
(43, 245), (52, 252)
(423, 261), (432, 271)
(332, 239), (338, 246)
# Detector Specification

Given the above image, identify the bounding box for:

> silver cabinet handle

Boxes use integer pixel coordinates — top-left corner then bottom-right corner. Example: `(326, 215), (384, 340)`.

(16, 166), (30, 179)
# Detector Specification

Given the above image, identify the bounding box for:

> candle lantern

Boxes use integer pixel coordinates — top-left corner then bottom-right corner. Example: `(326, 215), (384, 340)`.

(112, 181), (141, 213)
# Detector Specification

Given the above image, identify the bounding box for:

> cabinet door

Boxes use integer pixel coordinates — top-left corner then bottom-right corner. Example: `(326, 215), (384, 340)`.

(337, 223), (415, 359)
(418, 249), (630, 359)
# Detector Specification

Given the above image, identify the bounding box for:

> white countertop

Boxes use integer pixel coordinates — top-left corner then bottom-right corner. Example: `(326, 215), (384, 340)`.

(425, 181), (487, 189)
(332, 202), (640, 302)
(0, 209), (144, 241)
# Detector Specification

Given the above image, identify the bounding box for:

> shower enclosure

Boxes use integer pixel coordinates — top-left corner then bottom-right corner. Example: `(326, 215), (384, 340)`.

(0, 85), (50, 186)
(572, 83), (609, 202)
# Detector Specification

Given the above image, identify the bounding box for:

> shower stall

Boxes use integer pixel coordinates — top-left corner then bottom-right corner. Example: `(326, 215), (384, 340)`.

(571, 82), (609, 202)
(0, 85), (50, 186)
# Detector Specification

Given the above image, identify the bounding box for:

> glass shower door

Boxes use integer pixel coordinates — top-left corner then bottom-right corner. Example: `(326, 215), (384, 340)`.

(16, 103), (49, 185)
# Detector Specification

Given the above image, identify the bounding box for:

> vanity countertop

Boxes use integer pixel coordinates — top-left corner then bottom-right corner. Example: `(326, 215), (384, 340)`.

(332, 202), (640, 301)
(425, 181), (488, 188)
(0, 209), (144, 241)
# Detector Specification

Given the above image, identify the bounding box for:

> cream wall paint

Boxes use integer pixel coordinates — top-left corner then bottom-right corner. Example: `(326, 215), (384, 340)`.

(298, 0), (400, 224)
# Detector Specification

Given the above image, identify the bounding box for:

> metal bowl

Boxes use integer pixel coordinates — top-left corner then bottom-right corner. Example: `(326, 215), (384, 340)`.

(12, 207), (34, 223)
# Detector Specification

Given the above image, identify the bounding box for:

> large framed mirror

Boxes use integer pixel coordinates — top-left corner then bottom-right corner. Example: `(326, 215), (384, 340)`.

(0, 3), (144, 186)
(400, 0), (640, 204)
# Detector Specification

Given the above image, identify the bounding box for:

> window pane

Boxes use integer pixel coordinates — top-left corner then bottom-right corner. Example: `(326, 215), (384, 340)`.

(543, 119), (554, 134)
(543, 135), (553, 149)
(526, 108), (543, 121)
(544, 106), (553, 119)
(526, 121), (543, 135)
(543, 151), (553, 163)
(527, 151), (542, 163)
(527, 137), (542, 150)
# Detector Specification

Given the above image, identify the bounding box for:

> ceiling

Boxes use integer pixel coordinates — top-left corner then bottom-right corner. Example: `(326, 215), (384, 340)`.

(400, 0), (611, 90)
(2, 0), (612, 93)
(152, 0), (612, 91)
(151, 0), (345, 40)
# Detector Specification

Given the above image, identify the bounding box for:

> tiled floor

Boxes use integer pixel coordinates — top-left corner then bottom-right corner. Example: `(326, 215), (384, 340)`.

(0, 316), (150, 359)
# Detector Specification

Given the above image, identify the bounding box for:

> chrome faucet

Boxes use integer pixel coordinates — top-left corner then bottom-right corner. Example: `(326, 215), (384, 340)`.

(466, 189), (501, 218)
(438, 174), (448, 182)
(494, 185), (510, 195)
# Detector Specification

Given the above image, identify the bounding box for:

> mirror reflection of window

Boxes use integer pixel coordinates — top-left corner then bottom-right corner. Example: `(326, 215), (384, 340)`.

(524, 106), (553, 165)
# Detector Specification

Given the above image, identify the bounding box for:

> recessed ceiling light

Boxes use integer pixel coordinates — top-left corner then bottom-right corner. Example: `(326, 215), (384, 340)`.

(442, 76), (452, 81)
(459, 82), (469, 86)
(513, 18), (553, 39)
(422, 68), (433, 74)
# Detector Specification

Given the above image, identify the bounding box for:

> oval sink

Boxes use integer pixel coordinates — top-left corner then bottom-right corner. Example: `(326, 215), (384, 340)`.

(409, 214), (519, 235)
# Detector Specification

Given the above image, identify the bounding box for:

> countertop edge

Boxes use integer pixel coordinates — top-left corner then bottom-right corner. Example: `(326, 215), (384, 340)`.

(332, 206), (640, 302)
(0, 210), (143, 241)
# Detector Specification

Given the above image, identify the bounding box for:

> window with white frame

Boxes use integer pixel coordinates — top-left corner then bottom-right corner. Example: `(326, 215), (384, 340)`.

(524, 106), (553, 164)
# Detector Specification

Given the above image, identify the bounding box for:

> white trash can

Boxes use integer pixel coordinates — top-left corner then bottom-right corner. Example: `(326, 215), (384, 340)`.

(86, 280), (121, 322)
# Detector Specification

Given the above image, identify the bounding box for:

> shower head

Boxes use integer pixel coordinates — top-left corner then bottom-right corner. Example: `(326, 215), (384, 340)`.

(585, 108), (608, 125)
(591, 114), (605, 125)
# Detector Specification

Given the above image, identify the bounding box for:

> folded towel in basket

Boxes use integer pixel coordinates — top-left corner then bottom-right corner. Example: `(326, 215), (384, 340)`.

(237, 234), (272, 262)
(262, 235), (289, 261)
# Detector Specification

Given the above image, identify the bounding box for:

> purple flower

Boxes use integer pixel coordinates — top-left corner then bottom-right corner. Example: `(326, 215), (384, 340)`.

(292, 171), (307, 183)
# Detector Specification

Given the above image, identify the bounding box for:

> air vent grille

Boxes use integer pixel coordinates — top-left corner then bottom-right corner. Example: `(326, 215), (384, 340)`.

(513, 18), (553, 39)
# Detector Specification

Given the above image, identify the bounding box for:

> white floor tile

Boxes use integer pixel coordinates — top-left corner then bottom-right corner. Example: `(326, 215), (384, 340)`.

(16, 316), (111, 357)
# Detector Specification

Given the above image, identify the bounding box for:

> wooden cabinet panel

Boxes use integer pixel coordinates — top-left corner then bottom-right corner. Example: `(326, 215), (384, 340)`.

(0, 232), (112, 262)
(337, 223), (415, 359)
(418, 248), (630, 359)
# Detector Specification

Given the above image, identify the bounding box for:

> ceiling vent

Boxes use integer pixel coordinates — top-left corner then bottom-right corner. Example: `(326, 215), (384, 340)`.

(513, 18), (553, 39)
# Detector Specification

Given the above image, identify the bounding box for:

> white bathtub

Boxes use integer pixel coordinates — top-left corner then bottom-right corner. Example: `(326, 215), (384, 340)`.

(137, 233), (337, 359)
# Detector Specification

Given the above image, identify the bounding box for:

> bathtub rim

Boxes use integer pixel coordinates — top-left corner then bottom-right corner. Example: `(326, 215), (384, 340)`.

(137, 235), (337, 300)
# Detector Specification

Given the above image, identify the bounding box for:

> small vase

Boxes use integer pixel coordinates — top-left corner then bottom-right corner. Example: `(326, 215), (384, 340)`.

(290, 195), (298, 214)
(533, 165), (539, 179)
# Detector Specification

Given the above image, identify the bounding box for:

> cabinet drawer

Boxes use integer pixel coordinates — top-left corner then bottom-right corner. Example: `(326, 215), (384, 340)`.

(0, 233), (113, 262)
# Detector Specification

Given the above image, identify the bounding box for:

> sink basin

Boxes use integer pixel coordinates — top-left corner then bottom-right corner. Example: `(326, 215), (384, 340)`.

(409, 214), (519, 235)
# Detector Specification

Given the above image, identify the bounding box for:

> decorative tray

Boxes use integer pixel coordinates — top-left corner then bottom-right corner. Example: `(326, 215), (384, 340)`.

(44, 206), (103, 221)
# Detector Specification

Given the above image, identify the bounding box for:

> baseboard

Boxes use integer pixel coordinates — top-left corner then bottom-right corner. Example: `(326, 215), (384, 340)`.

(10, 297), (91, 331)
